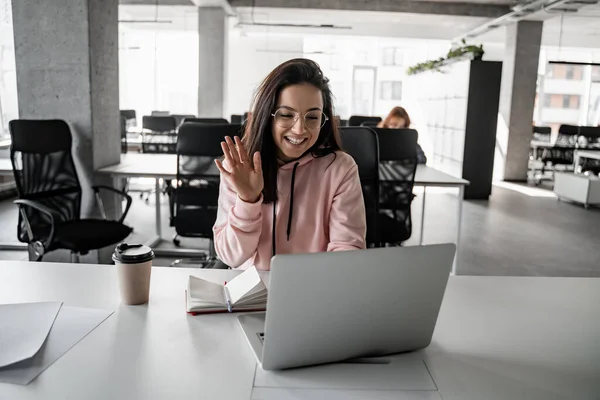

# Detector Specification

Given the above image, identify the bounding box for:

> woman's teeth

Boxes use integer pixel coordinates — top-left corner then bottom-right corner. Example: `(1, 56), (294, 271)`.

(285, 137), (306, 145)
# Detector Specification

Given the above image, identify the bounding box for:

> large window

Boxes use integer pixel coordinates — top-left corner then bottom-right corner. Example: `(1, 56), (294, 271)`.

(382, 47), (403, 66)
(379, 81), (402, 101)
(118, 6), (199, 127)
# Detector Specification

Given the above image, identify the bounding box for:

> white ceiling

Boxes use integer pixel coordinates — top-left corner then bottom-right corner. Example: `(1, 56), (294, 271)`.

(118, 4), (600, 49)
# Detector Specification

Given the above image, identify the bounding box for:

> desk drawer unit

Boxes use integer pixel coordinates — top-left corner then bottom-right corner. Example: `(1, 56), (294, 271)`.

(554, 172), (600, 208)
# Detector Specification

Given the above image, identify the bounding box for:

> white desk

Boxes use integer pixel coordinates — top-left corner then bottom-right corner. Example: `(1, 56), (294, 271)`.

(98, 154), (470, 273)
(574, 149), (600, 169)
(0, 261), (598, 399)
(0, 158), (12, 175)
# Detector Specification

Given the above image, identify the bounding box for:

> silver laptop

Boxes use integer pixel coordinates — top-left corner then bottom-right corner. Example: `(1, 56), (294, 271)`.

(238, 243), (456, 370)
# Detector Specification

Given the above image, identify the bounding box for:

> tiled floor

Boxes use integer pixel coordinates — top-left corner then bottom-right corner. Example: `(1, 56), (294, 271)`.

(1, 182), (599, 276)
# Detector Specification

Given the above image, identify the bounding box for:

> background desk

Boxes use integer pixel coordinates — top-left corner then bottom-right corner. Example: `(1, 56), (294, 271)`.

(98, 154), (470, 273)
(0, 261), (598, 399)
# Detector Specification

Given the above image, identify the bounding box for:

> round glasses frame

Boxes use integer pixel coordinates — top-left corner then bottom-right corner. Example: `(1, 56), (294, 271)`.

(271, 109), (329, 131)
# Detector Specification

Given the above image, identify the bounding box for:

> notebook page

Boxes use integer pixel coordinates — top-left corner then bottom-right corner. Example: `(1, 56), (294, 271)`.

(226, 266), (265, 305)
(188, 276), (225, 305)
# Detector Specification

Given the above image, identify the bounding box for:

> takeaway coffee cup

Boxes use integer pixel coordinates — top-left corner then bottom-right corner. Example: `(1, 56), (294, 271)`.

(112, 243), (155, 305)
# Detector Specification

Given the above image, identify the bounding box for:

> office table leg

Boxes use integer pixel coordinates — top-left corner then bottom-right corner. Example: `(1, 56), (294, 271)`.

(452, 185), (465, 275)
(419, 187), (426, 245)
(155, 178), (162, 237)
(143, 178), (162, 249)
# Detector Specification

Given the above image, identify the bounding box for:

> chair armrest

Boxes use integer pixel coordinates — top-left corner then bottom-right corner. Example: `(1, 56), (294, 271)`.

(92, 185), (133, 224)
(13, 199), (57, 250)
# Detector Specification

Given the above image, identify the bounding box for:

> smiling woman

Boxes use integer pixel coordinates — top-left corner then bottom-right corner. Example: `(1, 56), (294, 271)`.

(212, 58), (367, 271)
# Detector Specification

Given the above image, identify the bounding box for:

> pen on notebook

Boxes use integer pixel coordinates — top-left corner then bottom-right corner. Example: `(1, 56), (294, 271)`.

(224, 281), (232, 313)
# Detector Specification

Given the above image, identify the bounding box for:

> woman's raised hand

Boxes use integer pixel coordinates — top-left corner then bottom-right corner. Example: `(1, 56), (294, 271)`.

(215, 136), (264, 203)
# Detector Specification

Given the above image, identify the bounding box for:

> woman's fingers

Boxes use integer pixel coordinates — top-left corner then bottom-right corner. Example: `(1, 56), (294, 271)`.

(214, 159), (230, 177)
(225, 136), (241, 165)
(234, 136), (249, 163)
(221, 141), (234, 166)
(253, 152), (262, 174)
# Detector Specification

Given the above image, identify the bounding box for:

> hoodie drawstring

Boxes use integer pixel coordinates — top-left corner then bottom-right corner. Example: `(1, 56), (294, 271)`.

(271, 161), (300, 257)
(286, 162), (300, 241)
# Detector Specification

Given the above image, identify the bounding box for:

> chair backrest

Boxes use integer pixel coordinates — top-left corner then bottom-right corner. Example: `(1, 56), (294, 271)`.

(339, 127), (379, 247)
(231, 114), (243, 124)
(360, 120), (379, 127)
(9, 119), (82, 242)
(120, 116), (128, 154)
(142, 116), (176, 132)
(141, 116), (177, 154)
(532, 125), (551, 142)
(120, 109), (136, 127)
(173, 123), (243, 238)
(183, 117), (229, 125)
(172, 114), (196, 128)
(151, 110), (170, 116)
(348, 115), (381, 127)
(371, 128), (418, 162)
(578, 126), (600, 142)
(533, 125), (551, 134)
(371, 128), (418, 242)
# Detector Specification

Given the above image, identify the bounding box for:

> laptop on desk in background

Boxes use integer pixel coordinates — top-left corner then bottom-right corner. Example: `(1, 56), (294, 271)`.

(238, 243), (456, 370)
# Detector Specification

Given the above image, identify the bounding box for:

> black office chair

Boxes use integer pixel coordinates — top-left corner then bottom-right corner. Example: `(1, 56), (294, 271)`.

(360, 120), (380, 127)
(540, 125), (578, 175)
(141, 116), (177, 154)
(172, 114), (196, 128)
(169, 123), (243, 268)
(231, 114), (243, 124)
(9, 119), (133, 262)
(120, 110), (137, 130)
(348, 115), (381, 127)
(183, 117), (229, 125)
(373, 128), (418, 245)
(339, 127), (380, 247)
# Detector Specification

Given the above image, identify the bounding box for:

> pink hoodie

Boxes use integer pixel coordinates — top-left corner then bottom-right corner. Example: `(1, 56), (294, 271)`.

(213, 151), (366, 270)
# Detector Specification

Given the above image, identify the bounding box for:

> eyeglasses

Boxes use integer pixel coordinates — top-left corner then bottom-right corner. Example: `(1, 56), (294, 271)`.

(271, 108), (329, 131)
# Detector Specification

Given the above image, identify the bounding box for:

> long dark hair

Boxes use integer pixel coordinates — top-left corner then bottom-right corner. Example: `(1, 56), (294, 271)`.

(243, 58), (341, 204)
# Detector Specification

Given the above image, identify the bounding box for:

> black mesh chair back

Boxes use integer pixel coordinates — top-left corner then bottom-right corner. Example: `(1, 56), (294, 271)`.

(372, 128), (418, 244)
(172, 114), (196, 128)
(348, 115), (381, 127)
(231, 114), (243, 124)
(173, 123), (243, 238)
(142, 116), (177, 154)
(8, 120), (133, 260)
(339, 127), (379, 247)
(183, 117), (229, 125)
(9, 120), (81, 244)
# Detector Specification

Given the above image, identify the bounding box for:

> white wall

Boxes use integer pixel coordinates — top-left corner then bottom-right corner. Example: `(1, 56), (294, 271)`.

(225, 25), (303, 118)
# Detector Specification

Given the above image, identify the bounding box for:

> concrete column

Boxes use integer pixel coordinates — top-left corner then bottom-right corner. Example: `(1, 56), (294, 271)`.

(496, 20), (543, 181)
(12, 0), (121, 263)
(198, 7), (226, 118)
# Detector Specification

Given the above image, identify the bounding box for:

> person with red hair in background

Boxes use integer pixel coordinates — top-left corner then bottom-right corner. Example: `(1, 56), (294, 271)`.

(378, 106), (427, 164)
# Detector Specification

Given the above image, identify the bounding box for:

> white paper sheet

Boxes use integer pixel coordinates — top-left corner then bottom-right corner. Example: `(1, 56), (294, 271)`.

(226, 266), (264, 305)
(0, 302), (63, 368)
(0, 306), (113, 385)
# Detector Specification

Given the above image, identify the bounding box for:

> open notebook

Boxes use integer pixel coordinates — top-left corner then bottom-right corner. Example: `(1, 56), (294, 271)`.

(186, 266), (267, 315)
